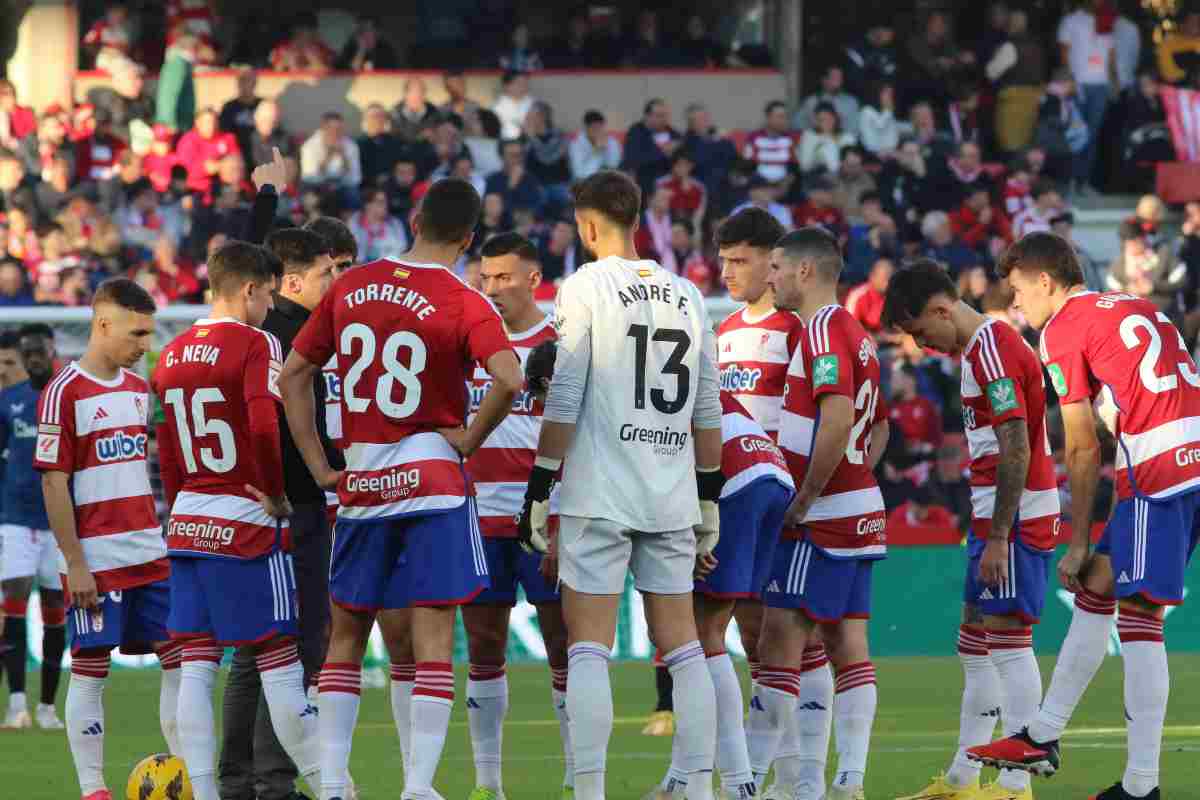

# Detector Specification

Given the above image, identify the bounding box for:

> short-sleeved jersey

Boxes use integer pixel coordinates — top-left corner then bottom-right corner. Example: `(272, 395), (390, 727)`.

(961, 319), (1060, 549)
(152, 318), (290, 560)
(34, 364), (167, 592)
(720, 392), (794, 500)
(1041, 291), (1200, 500)
(546, 257), (721, 532)
(742, 129), (798, 183)
(778, 304), (887, 558)
(291, 258), (513, 521)
(717, 307), (805, 439)
(0, 380), (49, 529)
(466, 315), (557, 538)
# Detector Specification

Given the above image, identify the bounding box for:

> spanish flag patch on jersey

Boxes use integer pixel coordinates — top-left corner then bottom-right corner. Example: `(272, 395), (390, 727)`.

(393, 268), (411, 279)
(638, 269), (653, 277)
(196, 328), (209, 338)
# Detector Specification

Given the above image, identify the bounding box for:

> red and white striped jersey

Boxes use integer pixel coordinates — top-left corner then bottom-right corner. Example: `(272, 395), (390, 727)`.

(961, 319), (1060, 549)
(153, 318), (289, 560)
(466, 316), (556, 537)
(778, 304), (887, 558)
(291, 259), (513, 521)
(720, 392), (793, 499)
(1041, 291), (1200, 500)
(34, 364), (167, 592)
(742, 129), (798, 184)
(717, 307), (805, 439)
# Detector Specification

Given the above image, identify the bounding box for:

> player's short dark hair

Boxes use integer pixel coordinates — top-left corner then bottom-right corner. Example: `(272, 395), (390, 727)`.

(765, 100), (787, 116)
(415, 178), (481, 245)
(0, 330), (19, 350)
(774, 227), (844, 281)
(715, 207), (786, 250)
(17, 322), (53, 341)
(207, 241), (283, 298)
(480, 231), (539, 262)
(304, 216), (357, 260)
(881, 258), (958, 328)
(572, 170), (641, 229)
(92, 276), (157, 314)
(583, 109), (605, 126)
(266, 228), (330, 275)
(996, 231), (1085, 287)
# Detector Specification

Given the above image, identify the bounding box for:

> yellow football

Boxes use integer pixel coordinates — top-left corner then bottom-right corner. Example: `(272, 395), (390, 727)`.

(125, 753), (193, 800)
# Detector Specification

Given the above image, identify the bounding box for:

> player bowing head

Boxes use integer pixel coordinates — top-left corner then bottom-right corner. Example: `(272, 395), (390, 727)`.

(90, 277), (158, 369)
(768, 226), (844, 313)
(967, 231), (1199, 800)
(884, 259), (1059, 800)
(207, 241), (282, 329)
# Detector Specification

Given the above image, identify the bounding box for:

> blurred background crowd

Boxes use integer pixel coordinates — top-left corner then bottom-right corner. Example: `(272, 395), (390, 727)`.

(2, 0), (1200, 533)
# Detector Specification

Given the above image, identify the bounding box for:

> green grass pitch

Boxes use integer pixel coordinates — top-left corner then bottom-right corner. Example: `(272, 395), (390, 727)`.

(1, 655), (1198, 799)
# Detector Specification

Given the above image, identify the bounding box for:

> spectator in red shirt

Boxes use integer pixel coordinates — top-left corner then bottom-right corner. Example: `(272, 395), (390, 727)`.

(655, 150), (707, 240)
(845, 257), (894, 333)
(888, 366), (943, 455)
(949, 185), (1013, 260)
(668, 218), (714, 284)
(135, 234), (202, 303)
(144, 124), (179, 193)
(793, 175), (848, 241)
(270, 16), (335, 72)
(175, 107), (240, 194)
(0, 80), (37, 150)
(885, 483), (960, 546)
(1002, 155), (1034, 218)
(634, 184), (679, 272)
(75, 106), (128, 183)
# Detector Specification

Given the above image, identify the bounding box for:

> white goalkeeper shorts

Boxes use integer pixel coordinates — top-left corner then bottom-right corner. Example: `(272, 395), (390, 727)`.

(0, 525), (60, 585)
(558, 515), (696, 596)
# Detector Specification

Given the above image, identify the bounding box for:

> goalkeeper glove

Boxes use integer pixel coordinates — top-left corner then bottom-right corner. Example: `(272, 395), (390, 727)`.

(695, 466), (724, 555)
(518, 456), (559, 554)
(525, 339), (557, 400)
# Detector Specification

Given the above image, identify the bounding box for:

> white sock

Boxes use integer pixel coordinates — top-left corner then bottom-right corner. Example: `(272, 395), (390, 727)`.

(1118, 610), (1168, 798)
(159, 665), (182, 756)
(831, 662), (876, 791)
(467, 665), (509, 791)
(947, 626), (1000, 788)
(748, 670), (802, 785)
(744, 678), (772, 784)
(404, 662), (455, 799)
(66, 655), (110, 796)
(318, 662), (362, 800)
(391, 662), (416, 773)
(665, 642), (716, 800)
(1028, 589), (1114, 743)
(567, 642), (612, 800)
(178, 652), (221, 800)
(707, 653), (753, 791)
(791, 648), (833, 798)
(551, 670), (574, 789)
(989, 629), (1041, 792)
(259, 644), (321, 788)
(661, 725), (688, 792)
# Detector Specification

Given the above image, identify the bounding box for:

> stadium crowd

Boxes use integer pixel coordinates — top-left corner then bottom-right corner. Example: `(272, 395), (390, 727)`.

(0, 0), (1197, 529)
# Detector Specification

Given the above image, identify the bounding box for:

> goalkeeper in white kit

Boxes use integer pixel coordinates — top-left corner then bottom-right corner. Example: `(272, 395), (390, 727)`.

(518, 170), (724, 800)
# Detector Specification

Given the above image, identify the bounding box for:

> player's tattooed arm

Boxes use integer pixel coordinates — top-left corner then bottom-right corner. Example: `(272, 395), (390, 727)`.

(990, 418), (1030, 542)
(980, 418), (1029, 587)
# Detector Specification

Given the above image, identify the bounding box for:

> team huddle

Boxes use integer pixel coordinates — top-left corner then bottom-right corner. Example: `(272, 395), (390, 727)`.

(0, 168), (1192, 800)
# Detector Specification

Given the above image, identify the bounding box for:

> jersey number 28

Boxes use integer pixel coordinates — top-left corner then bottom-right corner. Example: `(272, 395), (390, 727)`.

(341, 324), (427, 419)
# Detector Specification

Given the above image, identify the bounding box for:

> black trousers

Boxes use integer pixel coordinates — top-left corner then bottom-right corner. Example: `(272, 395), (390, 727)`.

(217, 502), (331, 799)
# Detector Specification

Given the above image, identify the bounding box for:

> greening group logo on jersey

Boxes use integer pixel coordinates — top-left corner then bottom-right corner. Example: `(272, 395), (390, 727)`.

(1047, 363), (1068, 397)
(987, 378), (1018, 414)
(813, 355), (839, 387)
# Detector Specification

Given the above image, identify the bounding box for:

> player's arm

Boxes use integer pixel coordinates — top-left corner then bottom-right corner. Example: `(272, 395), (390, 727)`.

(693, 320), (723, 555)
(1058, 399), (1101, 591)
(520, 276), (592, 552)
(442, 350), (522, 458)
(279, 348), (339, 491)
(155, 422), (185, 510)
(42, 470), (97, 609)
(980, 417), (1031, 587)
(785, 392), (853, 526)
(867, 418), (890, 470)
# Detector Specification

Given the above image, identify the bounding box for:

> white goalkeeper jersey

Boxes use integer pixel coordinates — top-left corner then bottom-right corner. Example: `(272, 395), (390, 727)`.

(544, 256), (721, 532)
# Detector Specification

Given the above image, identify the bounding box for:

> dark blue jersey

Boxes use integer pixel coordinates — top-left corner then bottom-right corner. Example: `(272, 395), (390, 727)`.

(0, 380), (48, 529)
